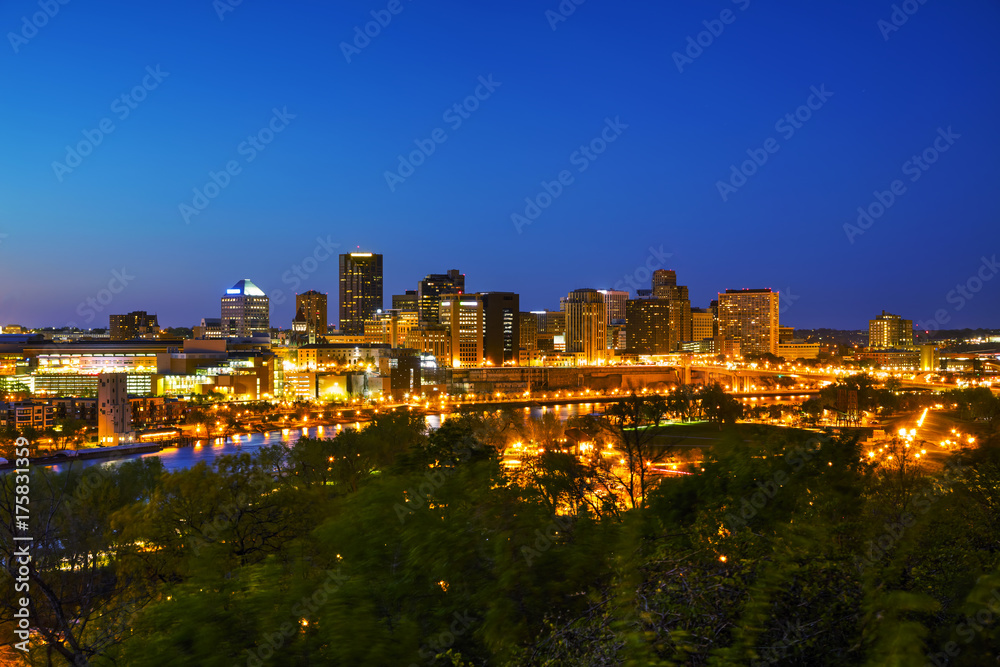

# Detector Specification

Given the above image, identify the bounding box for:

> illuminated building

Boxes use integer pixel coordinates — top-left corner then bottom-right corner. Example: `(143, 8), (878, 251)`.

(717, 288), (780, 357)
(110, 311), (159, 341)
(869, 310), (914, 349)
(221, 279), (270, 337)
(339, 252), (383, 335)
(194, 318), (223, 339)
(651, 269), (678, 296)
(626, 298), (688, 355)
(597, 289), (628, 324)
(480, 292), (519, 366)
(405, 326), (451, 363)
(392, 290), (418, 313)
(296, 290), (328, 336)
(565, 289), (607, 364)
(418, 270), (465, 324)
(97, 373), (134, 446)
(691, 308), (714, 342)
(0, 401), (55, 430)
(440, 294), (484, 367)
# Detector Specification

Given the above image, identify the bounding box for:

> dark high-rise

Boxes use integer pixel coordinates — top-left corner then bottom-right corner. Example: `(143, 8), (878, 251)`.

(480, 292), (519, 366)
(295, 290), (328, 336)
(418, 270), (465, 324)
(339, 252), (383, 335)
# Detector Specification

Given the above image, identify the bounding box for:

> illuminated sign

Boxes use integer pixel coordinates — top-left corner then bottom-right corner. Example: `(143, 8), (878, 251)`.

(226, 289), (241, 294)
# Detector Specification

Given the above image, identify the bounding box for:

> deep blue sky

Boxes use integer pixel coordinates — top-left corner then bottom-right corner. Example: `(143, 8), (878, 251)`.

(1, 0), (998, 331)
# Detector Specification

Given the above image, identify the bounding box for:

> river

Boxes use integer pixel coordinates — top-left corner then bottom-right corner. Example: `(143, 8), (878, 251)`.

(45, 402), (610, 474)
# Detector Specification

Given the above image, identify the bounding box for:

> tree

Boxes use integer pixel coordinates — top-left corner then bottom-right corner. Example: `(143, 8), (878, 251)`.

(698, 383), (743, 427)
(602, 393), (669, 511)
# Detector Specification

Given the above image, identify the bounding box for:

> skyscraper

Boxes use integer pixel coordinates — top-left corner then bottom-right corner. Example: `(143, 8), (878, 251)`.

(296, 290), (328, 336)
(339, 252), (383, 335)
(480, 292), (519, 366)
(221, 279), (270, 337)
(717, 288), (779, 357)
(565, 289), (607, 364)
(626, 299), (689, 355)
(597, 289), (628, 323)
(440, 293), (484, 367)
(418, 270), (465, 324)
(651, 269), (677, 295)
(869, 310), (914, 348)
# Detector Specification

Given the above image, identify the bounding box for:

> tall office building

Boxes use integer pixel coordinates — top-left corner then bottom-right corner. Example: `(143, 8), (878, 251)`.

(717, 288), (780, 357)
(597, 289), (628, 323)
(480, 292), (519, 366)
(339, 252), (383, 335)
(97, 373), (133, 446)
(418, 270), (465, 324)
(565, 289), (607, 364)
(296, 290), (328, 336)
(221, 279), (270, 337)
(110, 311), (160, 341)
(869, 310), (914, 349)
(392, 290), (419, 313)
(652, 269), (677, 296)
(626, 298), (691, 354)
(691, 307), (714, 342)
(440, 293), (484, 367)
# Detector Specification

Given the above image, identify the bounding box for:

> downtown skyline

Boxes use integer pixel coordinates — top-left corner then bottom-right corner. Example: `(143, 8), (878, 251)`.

(1, 0), (999, 330)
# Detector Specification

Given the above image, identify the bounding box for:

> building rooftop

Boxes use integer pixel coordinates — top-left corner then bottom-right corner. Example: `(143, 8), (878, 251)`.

(225, 279), (266, 297)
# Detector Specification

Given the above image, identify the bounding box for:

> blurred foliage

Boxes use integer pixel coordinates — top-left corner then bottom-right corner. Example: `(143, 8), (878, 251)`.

(0, 401), (997, 665)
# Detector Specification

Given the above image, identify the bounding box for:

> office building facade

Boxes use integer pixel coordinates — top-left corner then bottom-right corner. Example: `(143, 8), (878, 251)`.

(221, 280), (270, 337)
(717, 288), (780, 357)
(339, 252), (383, 335)
(296, 290), (328, 336)
(565, 289), (607, 364)
(481, 292), (519, 366)
(869, 310), (914, 349)
(418, 270), (465, 324)
(110, 311), (160, 341)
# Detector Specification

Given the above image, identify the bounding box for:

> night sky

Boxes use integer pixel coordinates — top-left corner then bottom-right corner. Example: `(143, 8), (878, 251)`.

(1, 0), (998, 331)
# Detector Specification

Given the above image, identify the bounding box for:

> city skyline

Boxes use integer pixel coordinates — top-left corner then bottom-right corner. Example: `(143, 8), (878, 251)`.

(1, 1), (998, 330)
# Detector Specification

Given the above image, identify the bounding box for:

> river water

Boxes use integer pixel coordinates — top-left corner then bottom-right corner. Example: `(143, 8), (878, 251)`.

(45, 403), (608, 474)
(44, 395), (804, 474)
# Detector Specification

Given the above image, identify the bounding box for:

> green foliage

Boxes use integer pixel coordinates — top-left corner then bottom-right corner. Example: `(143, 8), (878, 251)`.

(3, 410), (999, 666)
